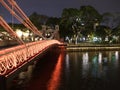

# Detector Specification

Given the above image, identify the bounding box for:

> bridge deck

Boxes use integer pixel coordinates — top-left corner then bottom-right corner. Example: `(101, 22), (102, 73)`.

(0, 40), (61, 76)
(0, 40), (62, 90)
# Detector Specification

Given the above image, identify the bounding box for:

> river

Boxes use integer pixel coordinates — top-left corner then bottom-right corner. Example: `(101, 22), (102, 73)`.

(12, 48), (120, 90)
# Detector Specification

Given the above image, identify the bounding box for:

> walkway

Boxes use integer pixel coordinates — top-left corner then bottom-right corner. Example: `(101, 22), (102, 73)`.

(0, 40), (61, 76)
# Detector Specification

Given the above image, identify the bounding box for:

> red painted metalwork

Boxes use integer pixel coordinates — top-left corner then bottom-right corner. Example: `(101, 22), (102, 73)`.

(0, 1), (63, 76)
(0, 16), (24, 44)
(0, 0), (45, 39)
(47, 52), (63, 90)
(7, 0), (42, 36)
(0, 40), (61, 75)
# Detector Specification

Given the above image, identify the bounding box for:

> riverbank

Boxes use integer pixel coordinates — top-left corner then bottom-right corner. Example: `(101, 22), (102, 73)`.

(66, 43), (120, 51)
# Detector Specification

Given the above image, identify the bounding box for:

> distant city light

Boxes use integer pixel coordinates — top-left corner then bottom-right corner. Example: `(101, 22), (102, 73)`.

(16, 29), (23, 38)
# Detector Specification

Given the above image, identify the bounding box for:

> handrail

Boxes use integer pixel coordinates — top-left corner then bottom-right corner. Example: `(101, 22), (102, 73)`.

(0, 40), (61, 75)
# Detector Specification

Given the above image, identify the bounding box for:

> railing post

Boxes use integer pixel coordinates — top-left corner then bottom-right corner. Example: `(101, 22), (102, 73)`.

(0, 76), (7, 90)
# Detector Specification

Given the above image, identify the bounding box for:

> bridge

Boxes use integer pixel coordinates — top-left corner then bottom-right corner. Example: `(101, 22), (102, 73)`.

(0, 0), (65, 90)
(0, 40), (63, 90)
(0, 40), (62, 76)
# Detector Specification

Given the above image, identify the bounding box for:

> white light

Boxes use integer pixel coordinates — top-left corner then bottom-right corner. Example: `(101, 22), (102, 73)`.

(98, 52), (102, 63)
(83, 52), (89, 64)
(23, 32), (29, 38)
(93, 37), (98, 41)
(65, 54), (70, 69)
(115, 51), (119, 60)
(16, 29), (23, 38)
(81, 23), (84, 26)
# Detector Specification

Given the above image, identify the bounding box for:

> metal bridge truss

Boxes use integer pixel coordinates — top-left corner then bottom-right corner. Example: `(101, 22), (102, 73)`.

(0, 0), (45, 39)
(0, 0), (63, 76)
(0, 40), (61, 76)
(0, 16), (24, 44)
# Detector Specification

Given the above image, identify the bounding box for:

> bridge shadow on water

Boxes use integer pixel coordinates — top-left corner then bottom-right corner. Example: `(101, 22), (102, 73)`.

(10, 47), (65, 90)
(9, 49), (120, 90)
(27, 49), (63, 90)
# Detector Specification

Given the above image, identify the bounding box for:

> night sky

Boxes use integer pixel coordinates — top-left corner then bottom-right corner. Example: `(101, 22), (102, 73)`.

(0, 0), (120, 22)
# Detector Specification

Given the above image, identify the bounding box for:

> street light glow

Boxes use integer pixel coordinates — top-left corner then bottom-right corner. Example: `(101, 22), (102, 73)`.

(16, 29), (23, 38)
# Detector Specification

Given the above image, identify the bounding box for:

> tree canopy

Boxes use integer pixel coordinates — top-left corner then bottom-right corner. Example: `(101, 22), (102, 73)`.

(59, 5), (102, 38)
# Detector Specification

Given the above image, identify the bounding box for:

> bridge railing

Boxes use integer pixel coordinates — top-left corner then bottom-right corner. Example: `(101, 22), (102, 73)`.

(0, 40), (61, 76)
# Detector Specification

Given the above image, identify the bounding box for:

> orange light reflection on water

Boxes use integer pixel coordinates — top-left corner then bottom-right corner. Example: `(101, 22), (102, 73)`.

(47, 50), (64, 90)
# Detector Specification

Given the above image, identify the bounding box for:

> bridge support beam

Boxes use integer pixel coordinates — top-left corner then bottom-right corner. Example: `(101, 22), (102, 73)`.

(0, 40), (62, 89)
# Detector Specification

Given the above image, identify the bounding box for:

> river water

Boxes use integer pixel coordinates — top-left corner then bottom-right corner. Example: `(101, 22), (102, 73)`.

(14, 48), (120, 90)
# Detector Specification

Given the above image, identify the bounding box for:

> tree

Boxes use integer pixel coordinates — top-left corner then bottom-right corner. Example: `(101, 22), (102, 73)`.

(101, 12), (120, 29)
(79, 5), (102, 36)
(60, 6), (102, 42)
(0, 26), (5, 32)
(60, 8), (80, 38)
(29, 12), (48, 30)
(46, 17), (61, 28)
(96, 25), (111, 40)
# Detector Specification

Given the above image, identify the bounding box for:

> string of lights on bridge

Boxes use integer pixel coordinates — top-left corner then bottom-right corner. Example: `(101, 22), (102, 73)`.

(0, 0), (63, 76)
(0, 40), (61, 75)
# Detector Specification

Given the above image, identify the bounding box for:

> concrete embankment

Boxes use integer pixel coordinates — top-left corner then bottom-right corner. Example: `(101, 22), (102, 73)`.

(66, 44), (120, 51)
